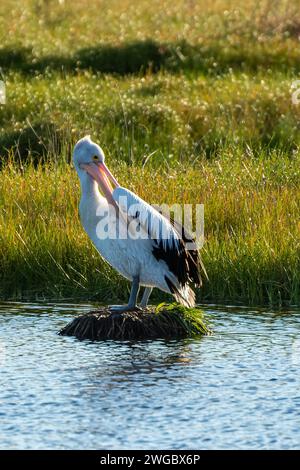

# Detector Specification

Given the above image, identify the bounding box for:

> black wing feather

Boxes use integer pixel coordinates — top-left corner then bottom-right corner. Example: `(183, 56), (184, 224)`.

(151, 208), (205, 288)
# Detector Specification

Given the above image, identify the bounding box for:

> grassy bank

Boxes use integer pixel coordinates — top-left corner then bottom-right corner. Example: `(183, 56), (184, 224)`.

(0, 0), (300, 305)
(0, 154), (299, 305)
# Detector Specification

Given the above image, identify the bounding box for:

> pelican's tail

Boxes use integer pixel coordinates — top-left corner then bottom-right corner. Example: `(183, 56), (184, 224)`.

(165, 276), (196, 307)
(174, 284), (196, 308)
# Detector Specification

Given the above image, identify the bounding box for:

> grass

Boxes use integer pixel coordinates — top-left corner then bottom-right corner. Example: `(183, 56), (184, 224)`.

(0, 153), (299, 305)
(0, 0), (299, 306)
(59, 303), (210, 340)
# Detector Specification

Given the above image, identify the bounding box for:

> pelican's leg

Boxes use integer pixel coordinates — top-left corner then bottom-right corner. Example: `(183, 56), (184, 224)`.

(109, 276), (140, 312)
(140, 287), (153, 308)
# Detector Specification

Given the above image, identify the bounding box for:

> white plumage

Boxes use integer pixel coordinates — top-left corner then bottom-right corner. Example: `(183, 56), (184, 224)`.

(113, 186), (180, 250)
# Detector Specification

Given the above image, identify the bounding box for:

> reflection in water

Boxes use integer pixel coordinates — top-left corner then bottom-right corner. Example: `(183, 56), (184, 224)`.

(0, 302), (299, 450)
(91, 340), (193, 382)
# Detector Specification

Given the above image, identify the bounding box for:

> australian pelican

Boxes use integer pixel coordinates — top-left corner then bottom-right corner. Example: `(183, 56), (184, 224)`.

(73, 136), (204, 312)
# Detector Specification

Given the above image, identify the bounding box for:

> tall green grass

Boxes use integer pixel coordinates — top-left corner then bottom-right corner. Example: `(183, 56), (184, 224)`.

(0, 0), (299, 305)
(0, 152), (299, 305)
(1, 71), (300, 166)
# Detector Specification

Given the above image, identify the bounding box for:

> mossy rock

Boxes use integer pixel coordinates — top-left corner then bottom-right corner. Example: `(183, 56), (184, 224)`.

(59, 303), (210, 341)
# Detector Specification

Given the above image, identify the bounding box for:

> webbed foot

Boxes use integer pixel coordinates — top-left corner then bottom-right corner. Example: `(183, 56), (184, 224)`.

(108, 304), (143, 313)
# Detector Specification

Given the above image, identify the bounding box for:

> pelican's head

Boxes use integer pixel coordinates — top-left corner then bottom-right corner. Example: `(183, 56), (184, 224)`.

(73, 136), (119, 202)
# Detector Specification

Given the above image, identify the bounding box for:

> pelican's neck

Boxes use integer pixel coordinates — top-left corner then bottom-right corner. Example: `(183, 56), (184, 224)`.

(79, 172), (100, 199)
(78, 171), (107, 242)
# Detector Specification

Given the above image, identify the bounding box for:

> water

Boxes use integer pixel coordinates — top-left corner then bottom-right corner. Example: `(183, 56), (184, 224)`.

(0, 302), (299, 450)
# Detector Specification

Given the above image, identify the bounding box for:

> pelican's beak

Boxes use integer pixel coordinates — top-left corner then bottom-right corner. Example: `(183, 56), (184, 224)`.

(80, 162), (121, 213)
(98, 162), (119, 188)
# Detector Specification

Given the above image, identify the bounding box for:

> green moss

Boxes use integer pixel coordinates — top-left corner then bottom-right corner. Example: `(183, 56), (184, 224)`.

(155, 303), (210, 337)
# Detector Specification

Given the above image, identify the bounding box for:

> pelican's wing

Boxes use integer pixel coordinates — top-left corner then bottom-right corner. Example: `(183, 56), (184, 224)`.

(112, 186), (204, 288)
(112, 186), (180, 251)
(153, 204), (208, 286)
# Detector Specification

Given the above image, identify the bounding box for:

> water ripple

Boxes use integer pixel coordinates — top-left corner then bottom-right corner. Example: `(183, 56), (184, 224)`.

(0, 302), (299, 449)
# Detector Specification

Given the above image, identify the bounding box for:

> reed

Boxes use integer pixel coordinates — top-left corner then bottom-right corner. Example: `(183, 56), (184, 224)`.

(0, 153), (299, 305)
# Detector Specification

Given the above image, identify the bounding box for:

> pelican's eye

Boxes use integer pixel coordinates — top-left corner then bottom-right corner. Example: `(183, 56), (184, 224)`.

(93, 155), (99, 162)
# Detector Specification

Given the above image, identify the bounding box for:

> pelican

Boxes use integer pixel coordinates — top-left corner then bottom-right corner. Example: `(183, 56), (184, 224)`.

(73, 136), (205, 312)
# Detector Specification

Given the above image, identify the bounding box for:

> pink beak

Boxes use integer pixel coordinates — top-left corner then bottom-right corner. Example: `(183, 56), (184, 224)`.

(80, 162), (128, 226)
(80, 162), (119, 204)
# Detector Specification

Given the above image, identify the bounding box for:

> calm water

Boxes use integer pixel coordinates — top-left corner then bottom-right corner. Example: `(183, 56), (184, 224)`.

(0, 302), (299, 450)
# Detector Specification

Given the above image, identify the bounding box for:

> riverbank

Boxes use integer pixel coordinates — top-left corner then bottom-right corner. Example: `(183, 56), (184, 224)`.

(0, 0), (299, 305)
(0, 155), (299, 305)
